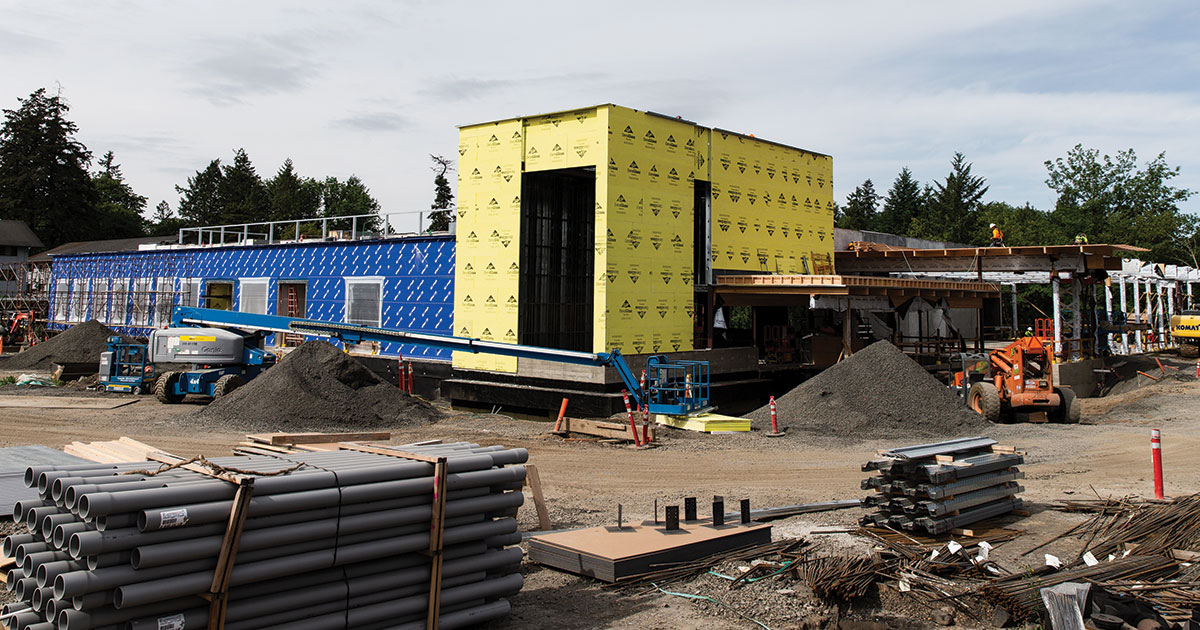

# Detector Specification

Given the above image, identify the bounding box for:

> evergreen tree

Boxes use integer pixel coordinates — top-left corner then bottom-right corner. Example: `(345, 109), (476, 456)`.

(320, 175), (381, 233)
(877, 167), (923, 236)
(266, 158), (321, 222)
(911, 152), (989, 244)
(176, 159), (224, 227)
(91, 151), (147, 238)
(146, 200), (188, 237)
(428, 154), (454, 232)
(218, 148), (270, 224)
(0, 88), (99, 247)
(836, 179), (879, 230)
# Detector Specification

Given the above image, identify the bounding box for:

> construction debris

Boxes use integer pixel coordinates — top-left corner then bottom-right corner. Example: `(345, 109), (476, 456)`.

(3, 441), (527, 629)
(197, 340), (442, 432)
(745, 341), (989, 439)
(860, 437), (1025, 535)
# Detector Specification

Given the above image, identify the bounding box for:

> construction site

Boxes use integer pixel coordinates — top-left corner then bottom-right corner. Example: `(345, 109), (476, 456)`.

(1, 104), (1200, 630)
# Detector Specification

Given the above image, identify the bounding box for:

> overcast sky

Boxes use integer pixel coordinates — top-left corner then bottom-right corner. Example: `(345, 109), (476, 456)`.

(3, 1), (1197, 231)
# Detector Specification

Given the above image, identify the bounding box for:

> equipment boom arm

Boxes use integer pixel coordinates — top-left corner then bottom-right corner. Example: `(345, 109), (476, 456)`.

(169, 306), (648, 406)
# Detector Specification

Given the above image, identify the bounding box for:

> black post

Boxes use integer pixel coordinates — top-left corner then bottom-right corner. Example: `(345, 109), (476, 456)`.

(740, 499), (751, 524)
(665, 505), (680, 531)
(712, 495), (725, 526)
(684, 497), (697, 522)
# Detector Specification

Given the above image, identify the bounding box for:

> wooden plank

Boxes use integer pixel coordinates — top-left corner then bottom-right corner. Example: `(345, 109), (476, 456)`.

(560, 417), (639, 441)
(64, 442), (125, 463)
(246, 432), (392, 445)
(338, 443), (442, 464)
(117, 437), (163, 458)
(525, 464), (551, 532)
(0, 397), (136, 410)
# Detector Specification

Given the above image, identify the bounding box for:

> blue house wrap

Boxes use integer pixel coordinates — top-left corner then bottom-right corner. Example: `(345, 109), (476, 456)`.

(47, 235), (455, 360)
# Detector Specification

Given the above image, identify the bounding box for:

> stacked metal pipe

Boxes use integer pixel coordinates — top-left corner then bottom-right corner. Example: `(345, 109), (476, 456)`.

(2, 442), (526, 630)
(860, 437), (1024, 534)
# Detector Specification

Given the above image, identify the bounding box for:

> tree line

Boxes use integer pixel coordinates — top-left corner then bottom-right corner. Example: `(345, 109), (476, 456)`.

(0, 88), (398, 249)
(837, 150), (1197, 266)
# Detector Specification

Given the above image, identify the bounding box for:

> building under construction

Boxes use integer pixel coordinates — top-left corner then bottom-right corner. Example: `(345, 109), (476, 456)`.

(13, 104), (1193, 413)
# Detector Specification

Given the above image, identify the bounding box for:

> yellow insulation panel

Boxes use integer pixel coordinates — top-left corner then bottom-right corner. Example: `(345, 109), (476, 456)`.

(603, 106), (695, 354)
(710, 131), (834, 274)
(453, 120), (523, 372)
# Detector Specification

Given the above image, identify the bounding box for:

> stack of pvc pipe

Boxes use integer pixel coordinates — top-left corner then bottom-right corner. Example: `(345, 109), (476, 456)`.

(2, 442), (526, 630)
(859, 437), (1024, 535)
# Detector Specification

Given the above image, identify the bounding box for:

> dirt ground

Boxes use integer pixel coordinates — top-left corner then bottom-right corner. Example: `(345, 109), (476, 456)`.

(1, 357), (1197, 629)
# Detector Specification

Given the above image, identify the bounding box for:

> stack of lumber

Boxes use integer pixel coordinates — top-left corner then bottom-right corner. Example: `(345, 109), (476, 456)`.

(2, 441), (527, 630)
(63, 438), (162, 463)
(860, 437), (1025, 535)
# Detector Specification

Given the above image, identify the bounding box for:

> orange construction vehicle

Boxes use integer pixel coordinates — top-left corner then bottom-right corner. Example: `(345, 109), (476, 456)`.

(965, 335), (1080, 423)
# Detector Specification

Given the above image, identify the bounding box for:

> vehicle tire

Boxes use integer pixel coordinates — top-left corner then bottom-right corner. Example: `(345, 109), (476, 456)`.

(968, 382), (1001, 422)
(131, 386), (142, 396)
(213, 374), (245, 400)
(1054, 387), (1081, 424)
(155, 372), (185, 404)
(1181, 342), (1199, 358)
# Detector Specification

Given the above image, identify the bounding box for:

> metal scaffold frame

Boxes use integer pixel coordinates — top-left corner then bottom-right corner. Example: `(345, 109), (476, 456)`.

(47, 251), (197, 337)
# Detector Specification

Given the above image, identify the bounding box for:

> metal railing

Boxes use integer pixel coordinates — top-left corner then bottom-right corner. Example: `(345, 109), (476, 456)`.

(178, 210), (446, 247)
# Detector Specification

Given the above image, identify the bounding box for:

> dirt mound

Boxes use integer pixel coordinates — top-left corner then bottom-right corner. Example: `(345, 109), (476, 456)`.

(197, 340), (441, 432)
(0, 320), (129, 370)
(745, 340), (989, 440)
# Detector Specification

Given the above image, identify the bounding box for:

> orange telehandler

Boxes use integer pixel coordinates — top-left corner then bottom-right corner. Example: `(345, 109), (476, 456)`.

(963, 335), (1080, 423)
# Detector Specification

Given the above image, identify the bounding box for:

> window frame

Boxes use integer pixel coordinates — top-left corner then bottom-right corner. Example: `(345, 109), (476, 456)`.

(238, 278), (270, 315)
(344, 276), (384, 328)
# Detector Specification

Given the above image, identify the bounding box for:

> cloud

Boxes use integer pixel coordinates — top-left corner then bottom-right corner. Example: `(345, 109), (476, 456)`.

(0, 27), (57, 56)
(331, 111), (410, 132)
(418, 72), (609, 103)
(184, 34), (321, 106)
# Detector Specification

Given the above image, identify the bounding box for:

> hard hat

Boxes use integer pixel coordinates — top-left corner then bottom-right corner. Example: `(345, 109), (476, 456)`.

(989, 223), (996, 228)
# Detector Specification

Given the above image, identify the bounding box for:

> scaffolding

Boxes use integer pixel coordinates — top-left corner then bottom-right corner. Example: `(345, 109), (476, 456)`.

(47, 251), (196, 337)
(0, 260), (53, 343)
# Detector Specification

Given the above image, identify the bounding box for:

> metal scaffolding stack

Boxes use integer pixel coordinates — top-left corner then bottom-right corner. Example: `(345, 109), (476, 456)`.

(2, 442), (526, 630)
(860, 437), (1024, 535)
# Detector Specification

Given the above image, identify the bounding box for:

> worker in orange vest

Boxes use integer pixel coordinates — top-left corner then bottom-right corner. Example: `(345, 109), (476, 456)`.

(989, 223), (1004, 247)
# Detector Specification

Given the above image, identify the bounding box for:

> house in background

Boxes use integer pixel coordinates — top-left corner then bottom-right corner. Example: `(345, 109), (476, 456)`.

(0, 220), (43, 263)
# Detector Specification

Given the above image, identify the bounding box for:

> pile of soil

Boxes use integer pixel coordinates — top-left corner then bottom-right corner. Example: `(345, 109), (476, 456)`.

(197, 340), (442, 432)
(0, 320), (129, 370)
(745, 340), (989, 440)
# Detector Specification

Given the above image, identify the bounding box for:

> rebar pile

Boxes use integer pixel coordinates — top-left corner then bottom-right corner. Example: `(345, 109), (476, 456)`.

(792, 555), (882, 600)
(1078, 494), (1200, 560)
(860, 437), (1024, 535)
(980, 555), (1178, 621)
(2, 442), (527, 630)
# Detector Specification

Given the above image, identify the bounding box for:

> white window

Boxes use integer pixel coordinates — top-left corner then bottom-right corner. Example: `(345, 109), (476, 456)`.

(345, 277), (383, 327)
(90, 279), (108, 322)
(70, 279), (86, 322)
(109, 280), (129, 325)
(153, 277), (174, 325)
(52, 279), (69, 322)
(132, 277), (153, 325)
(239, 278), (269, 314)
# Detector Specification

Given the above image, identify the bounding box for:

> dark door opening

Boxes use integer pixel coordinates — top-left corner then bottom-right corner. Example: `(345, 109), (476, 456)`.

(277, 281), (307, 346)
(519, 168), (595, 352)
(694, 180), (711, 287)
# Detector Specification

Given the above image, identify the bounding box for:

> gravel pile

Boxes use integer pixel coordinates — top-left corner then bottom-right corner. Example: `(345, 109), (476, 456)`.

(746, 340), (989, 439)
(197, 340), (442, 432)
(0, 320), (128, 370)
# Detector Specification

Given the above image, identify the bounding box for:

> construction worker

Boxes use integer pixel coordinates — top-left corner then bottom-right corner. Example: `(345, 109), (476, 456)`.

(1024, 327), (1034, 337)
(1074, 233), (1089, 244)
(989, 223), (1004, 247)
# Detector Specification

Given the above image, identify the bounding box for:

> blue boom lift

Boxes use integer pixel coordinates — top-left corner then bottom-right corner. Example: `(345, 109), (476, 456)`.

(154, 306), (712, 415)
